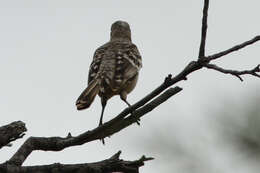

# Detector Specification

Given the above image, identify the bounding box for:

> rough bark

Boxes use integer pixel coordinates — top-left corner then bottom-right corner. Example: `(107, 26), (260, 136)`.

(1, 151), (153, 173)
(1, 0), (259, 172)
(0, 121), (27, 149)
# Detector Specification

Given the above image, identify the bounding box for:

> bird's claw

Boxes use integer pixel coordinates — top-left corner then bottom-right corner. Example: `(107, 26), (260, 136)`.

(129, 110), (140, 125)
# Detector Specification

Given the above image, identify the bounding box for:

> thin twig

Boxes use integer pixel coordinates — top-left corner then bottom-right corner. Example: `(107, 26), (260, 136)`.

(3, 0), (260, 172)
(204, 63), (260, 81)
(207, 35), (260, 61)
(198, 0), (209, 58)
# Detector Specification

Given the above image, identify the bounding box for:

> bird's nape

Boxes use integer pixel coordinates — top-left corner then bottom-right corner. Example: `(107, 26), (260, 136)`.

(110, 20), (131, 42)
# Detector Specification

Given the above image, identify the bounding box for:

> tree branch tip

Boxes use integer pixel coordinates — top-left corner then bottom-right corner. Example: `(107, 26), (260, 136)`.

(236, 75), (243, 82)
(66, 132), (72, 138)
(175, 86), (183, 91)
(167, 86), (183, 93)
(256, 35), (260, 39)
(110, 150), (122, 160)
(140, 156), (154, 162)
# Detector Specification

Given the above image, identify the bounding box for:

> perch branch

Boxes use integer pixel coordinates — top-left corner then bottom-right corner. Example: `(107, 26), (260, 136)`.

(4, 0), (260, 171)
(8, 87), (182, 166)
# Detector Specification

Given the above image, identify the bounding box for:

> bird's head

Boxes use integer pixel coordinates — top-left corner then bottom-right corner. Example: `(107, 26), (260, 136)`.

(110, 20), (131, 42)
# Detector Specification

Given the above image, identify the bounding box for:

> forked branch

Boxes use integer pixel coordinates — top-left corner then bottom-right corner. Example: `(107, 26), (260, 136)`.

(8, 87), (182, 166)
(1, 0), (260, 172)
(1, 151), (153, 173)
(204, 64), (260, 81)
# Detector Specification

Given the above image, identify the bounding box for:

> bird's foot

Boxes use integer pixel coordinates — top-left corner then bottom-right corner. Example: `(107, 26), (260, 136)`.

(129, 110), (140, 125)
(98, 122), (106, 145)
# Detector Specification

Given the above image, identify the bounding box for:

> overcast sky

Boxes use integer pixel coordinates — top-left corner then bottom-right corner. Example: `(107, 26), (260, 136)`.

(0, 1), (259, 172)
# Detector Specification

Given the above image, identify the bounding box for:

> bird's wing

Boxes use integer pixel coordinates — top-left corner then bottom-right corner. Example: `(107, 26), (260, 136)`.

(122, 44), (142, 79)
(88, 44), (108, 84)
(111, 43), (142, 89)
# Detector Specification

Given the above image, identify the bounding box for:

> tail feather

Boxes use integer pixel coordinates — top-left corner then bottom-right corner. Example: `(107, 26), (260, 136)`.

(76, 79), (100, 110)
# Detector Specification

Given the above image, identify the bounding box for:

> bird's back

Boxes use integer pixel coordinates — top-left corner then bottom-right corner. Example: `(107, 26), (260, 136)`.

(88, 41), (142, 99)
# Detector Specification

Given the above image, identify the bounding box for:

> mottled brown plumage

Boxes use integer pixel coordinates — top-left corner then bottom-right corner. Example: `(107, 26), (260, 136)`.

(76, 21), (142, 128)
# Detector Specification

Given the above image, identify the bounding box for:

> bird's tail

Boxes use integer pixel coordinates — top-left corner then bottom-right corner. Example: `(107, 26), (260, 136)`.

(76, 79), (100, 110)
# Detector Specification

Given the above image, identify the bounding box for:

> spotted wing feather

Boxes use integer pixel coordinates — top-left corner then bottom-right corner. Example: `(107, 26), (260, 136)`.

(111, 44), (142, 89)
(88, 46), (107, 84)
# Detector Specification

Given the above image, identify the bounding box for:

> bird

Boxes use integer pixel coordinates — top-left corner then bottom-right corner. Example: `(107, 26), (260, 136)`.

(76, 20), (142, 128)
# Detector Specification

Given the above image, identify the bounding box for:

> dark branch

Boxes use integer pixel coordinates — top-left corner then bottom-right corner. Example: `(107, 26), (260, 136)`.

(198, 0), (209, 58)
(8, 87), (182, 166)
(4, 1), (260, 172)
(0, 121), (27, 149)
(106, 87), (183, 136)
(207, 35), (260, 61)
(1, 151), (153, 173)
(204, 63), (260, 81)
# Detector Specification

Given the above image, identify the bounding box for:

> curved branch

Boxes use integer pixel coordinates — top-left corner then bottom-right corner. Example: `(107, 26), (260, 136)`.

(8, 87), (182, 166)
(4, 0), (260, 171)
(1, 151), (153, 173)
(0, 121), (27, 149)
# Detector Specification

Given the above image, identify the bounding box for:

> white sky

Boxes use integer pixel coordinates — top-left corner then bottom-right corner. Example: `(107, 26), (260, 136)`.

(0, 1), (259, 172)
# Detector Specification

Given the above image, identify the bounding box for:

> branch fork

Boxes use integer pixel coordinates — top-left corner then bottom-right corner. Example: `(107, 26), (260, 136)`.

(1, 0), (260, 172)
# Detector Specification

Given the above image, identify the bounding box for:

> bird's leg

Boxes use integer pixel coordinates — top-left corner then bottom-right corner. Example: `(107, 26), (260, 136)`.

(123, 98), (131, 107)
(120, 92), (140, 125)
(99, 99), (107, 127)
(120, 91), (131, 107)
(99, 98), (107, 144)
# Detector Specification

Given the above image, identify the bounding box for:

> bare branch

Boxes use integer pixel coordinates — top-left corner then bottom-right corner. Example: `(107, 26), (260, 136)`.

(204, 63), (260, 81)
(8, 87), (182, 166)
(1, 151), (153, 173)
(2, 1), (260, 172)
(198, 0), (209, 58)
(107, 87), (183, 136)
(0, 121), (27, 149)
(207, 35), (260, 61)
